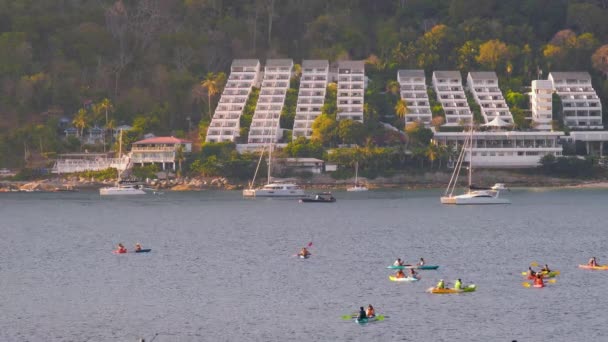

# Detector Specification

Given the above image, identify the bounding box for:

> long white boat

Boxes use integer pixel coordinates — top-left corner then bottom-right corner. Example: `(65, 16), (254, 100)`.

(243, 182), (304, 197)
(440, 125), (510, 205)
(99, 183), (146, 196)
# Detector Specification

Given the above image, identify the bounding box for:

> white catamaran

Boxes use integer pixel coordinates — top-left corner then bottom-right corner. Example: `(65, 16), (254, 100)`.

(243, 143), (305, 198)
(440, 125), (510, 205)
(347, 161), (368, 192)
(100, 129), (147, 196)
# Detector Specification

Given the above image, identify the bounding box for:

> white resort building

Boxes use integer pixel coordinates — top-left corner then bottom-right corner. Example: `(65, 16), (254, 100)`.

(434, 131), (563, 168)
(529, 80), (554, 131)
(293, 60), (329, 139)
(53, 152), (128, 174)
(548, 72), (602, 129)
(467, 72), (514, 124)
(397, 69), (432, 126)
(130, 136), (192, 171)
(432, 71), (473, 126)
(248, 59), (293, 144)
(206, 59), (261, 143)
(337, 61), (365, 122)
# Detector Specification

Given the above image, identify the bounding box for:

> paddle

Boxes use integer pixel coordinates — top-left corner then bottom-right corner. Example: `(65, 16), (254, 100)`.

(521, 270), (560, 276)
(530, 262), (539, 267)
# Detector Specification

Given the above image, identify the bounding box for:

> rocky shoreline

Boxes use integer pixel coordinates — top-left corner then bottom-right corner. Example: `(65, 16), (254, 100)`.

(2, 170), (608, 192)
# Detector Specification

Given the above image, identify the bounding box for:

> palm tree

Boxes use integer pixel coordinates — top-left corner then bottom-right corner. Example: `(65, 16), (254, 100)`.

(395, 99), (409, 126)
(386, 80), (400, 96)
(73, 108), (88, 138)
(426, 144), (439, 169)
(201, 72), (220, 120)
(175, 144), (185, 177)
(98, 98), (114, 127)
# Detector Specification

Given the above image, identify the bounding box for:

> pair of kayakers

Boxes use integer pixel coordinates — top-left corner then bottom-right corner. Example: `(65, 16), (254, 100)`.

(527, 264), (551, 277)
(298, 247), (311, 258)
(115, 243), (144, 253)
(357, 305), (375, 320)
(435, 278), (463, 290)
(394, 268), (418, 279)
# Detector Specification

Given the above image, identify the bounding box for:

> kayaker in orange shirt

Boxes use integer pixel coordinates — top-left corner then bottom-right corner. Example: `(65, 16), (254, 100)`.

(589, 257), (598, 267)
(299, 247), (311, 258)
(533, 273), (544, 287)
(395, 269), (406, 278)
(116, 243), (127, 254)
(366, 304), (375, 318)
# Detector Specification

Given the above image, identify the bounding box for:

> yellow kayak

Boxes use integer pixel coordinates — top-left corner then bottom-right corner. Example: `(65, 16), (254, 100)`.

(427, 285), (476, 294)
(579, 264), (608, 270)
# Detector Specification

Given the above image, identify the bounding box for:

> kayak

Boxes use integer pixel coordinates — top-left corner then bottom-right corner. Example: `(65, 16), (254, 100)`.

(578, 264), (608, 270)
(386, 265), (439, 270)
(299, 254), (310, 259)
(389, 275), (419, 282)
(427, 285), (476, 294)
(355, 315), (381, 324)
(135, 249), (151, 253)
(112, 250), (127, 254)
(525, 271), (558, 279)
(533, 283), (544, 288)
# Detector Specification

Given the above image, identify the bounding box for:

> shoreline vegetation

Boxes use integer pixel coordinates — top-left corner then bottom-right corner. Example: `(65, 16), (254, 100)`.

(2, 170), (608, 193)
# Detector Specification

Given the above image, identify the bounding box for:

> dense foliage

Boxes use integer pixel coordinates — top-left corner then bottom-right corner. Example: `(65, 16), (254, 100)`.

(2, 0), (608, 169)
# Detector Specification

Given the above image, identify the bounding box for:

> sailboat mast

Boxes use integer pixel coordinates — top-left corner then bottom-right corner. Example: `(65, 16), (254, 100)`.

(468, 124), (473, 188)
(354, 161), (358, 185)
(267, 140), (272, 185)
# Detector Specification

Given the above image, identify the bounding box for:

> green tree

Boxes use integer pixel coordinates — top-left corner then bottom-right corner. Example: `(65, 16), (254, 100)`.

(337, 119), (366, 145)
(311, 114), (338, 146)
(476, 39), (510, 70)
(72, 108), (88, 137)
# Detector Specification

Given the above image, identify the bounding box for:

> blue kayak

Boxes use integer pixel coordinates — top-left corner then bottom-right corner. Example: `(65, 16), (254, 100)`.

(135, 249), (151, 253)
(386, 265), (439, 270)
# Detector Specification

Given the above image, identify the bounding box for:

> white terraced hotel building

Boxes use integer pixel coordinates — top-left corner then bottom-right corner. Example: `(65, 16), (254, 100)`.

(293, 60), (329, 139)
(548, 72), (602, 129)
(206, 59), (260, 142)
(337, 61), (365, 122)
(467, 71), (514, 124)
(432, 71), (473, 126)
(529, 80), (553, 131)
(397, 70), (432, 126)
(434, 131), (563, 168)
(248, 59), (293, 144)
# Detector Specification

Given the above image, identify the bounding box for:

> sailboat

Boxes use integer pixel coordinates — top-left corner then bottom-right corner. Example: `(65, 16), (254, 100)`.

(347, 161), (368, 192)
(243, 142), (305, 198)
(440, 125), (510, 205)
(100, 129), (146, 196)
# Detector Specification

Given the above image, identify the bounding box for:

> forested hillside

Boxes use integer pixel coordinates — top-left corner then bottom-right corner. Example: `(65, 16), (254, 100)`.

(1, 0), (608, 167)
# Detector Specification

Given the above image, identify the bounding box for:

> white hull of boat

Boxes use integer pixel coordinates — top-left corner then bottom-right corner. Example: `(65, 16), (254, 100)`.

(440, 193), (510, 205)
(242, 189), (305, 197)
(100, 187), (146, 196)
(347, 186), (368, 192)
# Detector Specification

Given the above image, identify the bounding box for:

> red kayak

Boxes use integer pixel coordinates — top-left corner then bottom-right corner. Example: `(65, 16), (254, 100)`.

(113, 249), (127, 254)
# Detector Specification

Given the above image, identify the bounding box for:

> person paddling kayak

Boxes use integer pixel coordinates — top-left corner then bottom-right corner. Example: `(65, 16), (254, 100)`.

(393, 258), (405, 266)
(541, 264), (551, 273)
(366, 304), (375, 318)
(589, 257), (599, 267)
(135, 243), (142, 252)
(418, 258), (425, 266)
(357, 307), (367, 320)
(533, 273), (544, 287)
(527, 266), (536, 277)
(435, 279), (445, 289)
(115, 243), (127, 254)
(298, 247), (311, 258)
(454, 278), (462, 290)
(409, 268), (418, 278)
(395, 269), (406, 279)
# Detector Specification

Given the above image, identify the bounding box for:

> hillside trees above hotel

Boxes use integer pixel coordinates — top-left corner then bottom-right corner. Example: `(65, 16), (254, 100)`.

(284, 137), (324, 159)
(592, 45), (608, 76)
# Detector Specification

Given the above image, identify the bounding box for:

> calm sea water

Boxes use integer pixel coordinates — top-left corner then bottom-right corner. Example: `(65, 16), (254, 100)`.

(1, 188), (608, 341)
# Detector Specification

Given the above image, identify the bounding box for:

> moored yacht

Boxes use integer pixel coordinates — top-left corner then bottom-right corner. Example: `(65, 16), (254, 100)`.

(99, 183), (146, 196)
(243, 181), (304, 197)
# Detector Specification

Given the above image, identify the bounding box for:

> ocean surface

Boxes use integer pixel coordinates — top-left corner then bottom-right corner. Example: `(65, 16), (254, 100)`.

(1, 188), (608, 341)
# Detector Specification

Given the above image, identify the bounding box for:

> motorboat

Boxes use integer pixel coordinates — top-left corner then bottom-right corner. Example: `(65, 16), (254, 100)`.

(491, 183), (509, 191)
(243, 182), (305, 197)
(299, 192), (336, 203)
